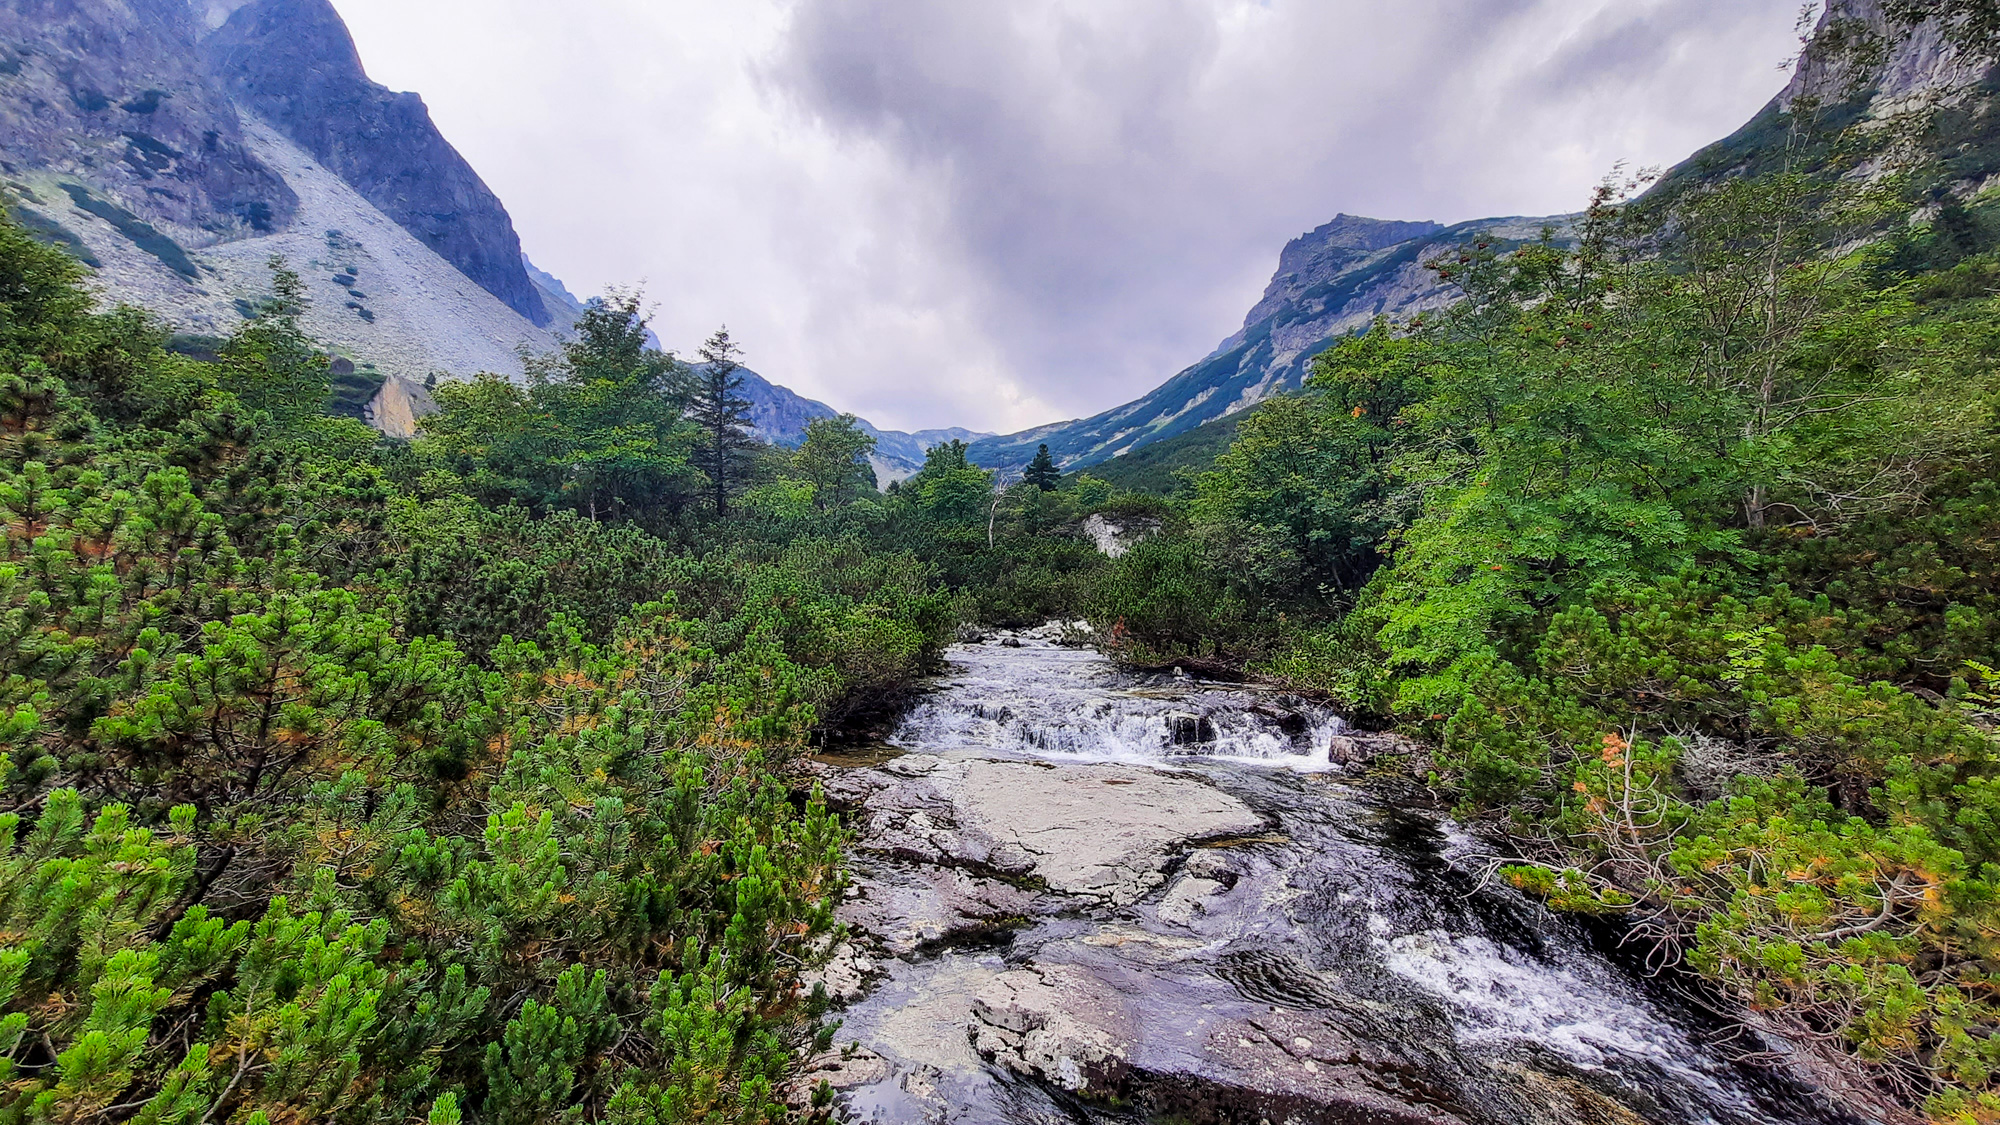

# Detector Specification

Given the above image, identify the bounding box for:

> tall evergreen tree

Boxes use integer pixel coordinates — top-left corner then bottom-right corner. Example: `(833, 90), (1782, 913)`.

(687, 326), (756, 517)
(1023, 444), (1061, 491)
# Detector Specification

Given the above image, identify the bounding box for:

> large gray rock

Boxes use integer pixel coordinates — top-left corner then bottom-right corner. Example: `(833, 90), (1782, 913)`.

(825, 754), (1268, 908)
(964, 933), (1520, 1125)
(839, 855), (1053, 956)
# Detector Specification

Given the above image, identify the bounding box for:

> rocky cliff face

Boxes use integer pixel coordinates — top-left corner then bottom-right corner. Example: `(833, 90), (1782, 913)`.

(1657, 0), (1997, 198)
(0, 0), (566, 393)
(201, 0), (548, 325)
(1783, 0), (1990, 112)
(0, 0), (924, 452)
(970, 213), (1566, 472)
(0, 0), (294, 243)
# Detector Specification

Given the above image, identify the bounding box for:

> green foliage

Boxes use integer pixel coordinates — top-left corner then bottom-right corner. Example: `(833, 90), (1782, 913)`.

(0, 214), (889, 1124)
(791, 414), (877, 509)
(421, 293), (704, 528)
(1067, 408), (1249, 496)
(1088, 536), (1248, 670)
(1095, 62), (2000, 1114)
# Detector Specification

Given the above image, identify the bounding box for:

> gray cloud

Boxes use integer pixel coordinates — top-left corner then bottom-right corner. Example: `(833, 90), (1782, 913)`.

(331, 0), (1806, 433)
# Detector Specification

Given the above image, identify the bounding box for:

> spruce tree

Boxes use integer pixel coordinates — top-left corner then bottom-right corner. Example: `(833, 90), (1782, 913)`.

(1023, 443), (1061, 491)
(687, 326), (756, 517)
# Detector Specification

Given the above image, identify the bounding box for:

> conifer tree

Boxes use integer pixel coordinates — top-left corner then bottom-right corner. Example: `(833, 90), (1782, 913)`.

(688, 326), (756, 517)
(1023, 444), (1061, 491)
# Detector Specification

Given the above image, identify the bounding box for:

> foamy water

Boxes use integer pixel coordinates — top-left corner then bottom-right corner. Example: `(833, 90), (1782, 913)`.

(889, 639), (1347, 771)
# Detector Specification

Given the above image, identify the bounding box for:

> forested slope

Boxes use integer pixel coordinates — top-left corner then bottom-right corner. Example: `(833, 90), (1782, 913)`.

(1078, 4), (2000, 1118)
(0, 220), (981, 1122)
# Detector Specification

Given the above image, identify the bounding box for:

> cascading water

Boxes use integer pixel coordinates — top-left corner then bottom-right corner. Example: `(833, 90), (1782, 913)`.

(887, 640), (1348, 769)
(826, 637), (1858, 1125)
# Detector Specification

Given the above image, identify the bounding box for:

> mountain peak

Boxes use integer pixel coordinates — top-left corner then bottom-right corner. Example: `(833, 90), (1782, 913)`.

(204, 0), (550, 325)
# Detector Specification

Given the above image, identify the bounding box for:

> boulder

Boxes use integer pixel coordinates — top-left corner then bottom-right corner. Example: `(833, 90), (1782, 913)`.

(823, 755), (1267, 908)
(1166, 712), (1217, 747)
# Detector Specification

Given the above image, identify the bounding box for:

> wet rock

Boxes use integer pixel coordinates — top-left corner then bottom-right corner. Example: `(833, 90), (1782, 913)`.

(1155, 875), (1228, 927)
(971, 966), (1128, 1092)
(966, 942), (1506, 1125)
(839, 856), (1053, 955)
(824, 641), (1851, 1125)
(786, 1043), (893, 1108)
(1326, 729), (1427, 768)
(1000, 636), (1024, 648)
(1251, 701), (1311, 738)
(802, 941), (876, 1005)
(823, 754), (1268, 907)
(1166, 711), (1217, 746)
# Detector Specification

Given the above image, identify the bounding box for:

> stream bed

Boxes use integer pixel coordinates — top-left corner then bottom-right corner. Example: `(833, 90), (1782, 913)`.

(809, 636), (1859, 1125)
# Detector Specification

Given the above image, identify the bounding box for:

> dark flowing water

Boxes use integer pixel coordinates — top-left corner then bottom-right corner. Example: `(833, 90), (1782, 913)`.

(828, 639), (1857, 1125)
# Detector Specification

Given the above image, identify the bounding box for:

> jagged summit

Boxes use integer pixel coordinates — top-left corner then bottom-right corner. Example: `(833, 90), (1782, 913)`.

(203, 0), (549, 325)
(0, 0), (943, 461)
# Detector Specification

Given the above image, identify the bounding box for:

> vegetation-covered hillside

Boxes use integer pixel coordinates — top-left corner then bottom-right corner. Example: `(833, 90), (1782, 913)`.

(1079, 7), (2000, 1116)
(10, 4), (2000, 1123)
(0, 210), (1138, 1120)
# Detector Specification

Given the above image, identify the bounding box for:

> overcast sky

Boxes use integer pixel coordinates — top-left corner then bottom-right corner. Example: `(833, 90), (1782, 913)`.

(327, 0), (1810, 435)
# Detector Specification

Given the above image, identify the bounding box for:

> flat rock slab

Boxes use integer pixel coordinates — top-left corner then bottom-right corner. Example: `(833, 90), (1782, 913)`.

(825, 754), (1268, 907)
(839, 856), (1054, 956)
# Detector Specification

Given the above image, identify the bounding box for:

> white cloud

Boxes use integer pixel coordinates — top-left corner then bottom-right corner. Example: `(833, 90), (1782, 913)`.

(328, 0), (1806, 434)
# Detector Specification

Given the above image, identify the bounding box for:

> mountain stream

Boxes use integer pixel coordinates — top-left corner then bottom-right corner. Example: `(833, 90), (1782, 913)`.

(809, 635), (1859, 1125)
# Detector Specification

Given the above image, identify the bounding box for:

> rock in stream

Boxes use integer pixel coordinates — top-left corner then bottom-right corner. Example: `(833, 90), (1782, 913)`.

(811, 639), (1859, 1125)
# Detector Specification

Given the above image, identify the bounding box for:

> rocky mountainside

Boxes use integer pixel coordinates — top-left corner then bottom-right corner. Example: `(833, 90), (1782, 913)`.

(0, 0), (294, 242)
(201, 0), (547, 325)
(0, 0), (927, 457)
(970, 212), (1568, 472)
(973, 0), (2000, 476)
(0, 0), (572, 413)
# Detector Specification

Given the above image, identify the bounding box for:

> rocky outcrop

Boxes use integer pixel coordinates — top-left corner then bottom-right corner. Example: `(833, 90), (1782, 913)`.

(0, 0), (915, 448)
(201, 0), (549, 325)
(823, 754), (1267, 907)
(362, 374), (435, 440)
(1781, 0), (1992, 113)
(1081, 512), (1160, 558)
(965, 952), (1518, 1125)
(820, 744), (1769, 1125)
(0, 0), (295, 243)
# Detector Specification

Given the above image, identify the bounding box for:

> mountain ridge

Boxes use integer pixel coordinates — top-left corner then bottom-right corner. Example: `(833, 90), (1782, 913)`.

(0, 0), (938, 467)
(201, 0), (549, 325)
(969, 212), (1569, 471)
(972, 0), (2000, 475)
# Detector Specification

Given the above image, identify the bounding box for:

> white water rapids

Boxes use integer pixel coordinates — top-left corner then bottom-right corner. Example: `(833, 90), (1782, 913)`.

(888, 639), (1348, 770)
